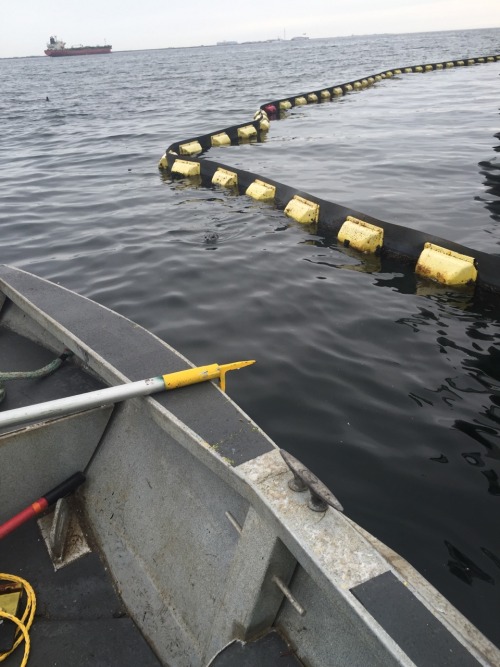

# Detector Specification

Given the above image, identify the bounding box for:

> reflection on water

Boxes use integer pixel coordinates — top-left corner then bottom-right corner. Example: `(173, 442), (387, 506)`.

(478, 130), (500, 224)
(392, 292), (500, 519)
(303, 239), (381, 274)
(481, 469), (500, 495)
(446, 540), (495, 585)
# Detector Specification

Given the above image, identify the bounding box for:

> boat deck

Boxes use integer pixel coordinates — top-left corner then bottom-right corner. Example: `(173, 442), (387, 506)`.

(2, 519), (304, 666)
(1, 519), (162, 667)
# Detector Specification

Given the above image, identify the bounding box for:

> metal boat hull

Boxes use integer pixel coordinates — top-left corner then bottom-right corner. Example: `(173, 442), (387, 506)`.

(0, 265), (498, 666)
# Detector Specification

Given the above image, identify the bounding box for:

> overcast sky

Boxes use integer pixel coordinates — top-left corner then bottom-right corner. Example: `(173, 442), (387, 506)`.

(1, 0), (499, 58)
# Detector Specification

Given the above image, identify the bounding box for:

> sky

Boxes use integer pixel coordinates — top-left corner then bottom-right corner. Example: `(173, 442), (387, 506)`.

(1, 0), (499, 58)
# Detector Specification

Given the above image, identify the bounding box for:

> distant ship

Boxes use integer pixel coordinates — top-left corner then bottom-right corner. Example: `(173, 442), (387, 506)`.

(44, 36), (112, 57)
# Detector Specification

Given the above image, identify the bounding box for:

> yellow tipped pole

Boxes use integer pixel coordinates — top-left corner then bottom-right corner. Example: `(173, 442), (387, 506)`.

(162, 360), (255, 393)
(0, 360), (255, 430)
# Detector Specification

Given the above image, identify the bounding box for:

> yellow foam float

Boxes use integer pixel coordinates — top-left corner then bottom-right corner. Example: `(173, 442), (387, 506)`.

(337, 216), (384, 254)
(246, 180), (276, 201)
(211, 132), (231, 147)
(171, 159), (201, 177)
(237, 125), (258, 140)
(179, 141), (202, 156)
(212, 168), (238, 188)
(415, 243), (477, 286)
(284, 196), (319, 224)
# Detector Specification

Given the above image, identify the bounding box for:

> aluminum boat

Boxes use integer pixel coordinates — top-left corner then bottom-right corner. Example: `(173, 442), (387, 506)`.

(0, 264), (498, 666)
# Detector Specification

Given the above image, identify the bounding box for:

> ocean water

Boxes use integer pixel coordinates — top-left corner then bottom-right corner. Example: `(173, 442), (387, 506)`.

(1, 28), (500, 646)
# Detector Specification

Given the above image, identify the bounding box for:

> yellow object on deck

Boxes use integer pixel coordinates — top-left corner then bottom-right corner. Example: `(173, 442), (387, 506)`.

(338, 216), (384, 254)
(415, 243), (477, 286)
(0, 573), (36, 667)
(179, 141), (202, 156)
(246, 179), (276, 201)
(0, 590), (22, 618)
(171, 159), (201, 177)
(212, 168), (238, 188)
(162, 360), (255, 393)
(284, 195), (319, 224)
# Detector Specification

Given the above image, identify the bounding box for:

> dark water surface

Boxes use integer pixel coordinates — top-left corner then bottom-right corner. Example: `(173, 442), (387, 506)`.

(1, 28), (500, 646)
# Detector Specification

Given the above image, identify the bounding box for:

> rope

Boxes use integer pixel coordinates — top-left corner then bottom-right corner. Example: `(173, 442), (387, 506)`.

(0, 351), (72, 404)
(0, 574), (36, 667)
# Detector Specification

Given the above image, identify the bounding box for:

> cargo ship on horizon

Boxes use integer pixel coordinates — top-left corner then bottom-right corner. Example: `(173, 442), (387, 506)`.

(44, 36), (112, 57)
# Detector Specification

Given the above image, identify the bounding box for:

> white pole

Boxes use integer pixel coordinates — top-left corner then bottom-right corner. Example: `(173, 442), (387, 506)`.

(0, 376), (165, 430)
(0, 360), (254, 431)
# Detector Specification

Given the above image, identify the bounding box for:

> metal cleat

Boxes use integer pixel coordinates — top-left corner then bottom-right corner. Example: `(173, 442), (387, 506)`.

(280, 449), (344, 513)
